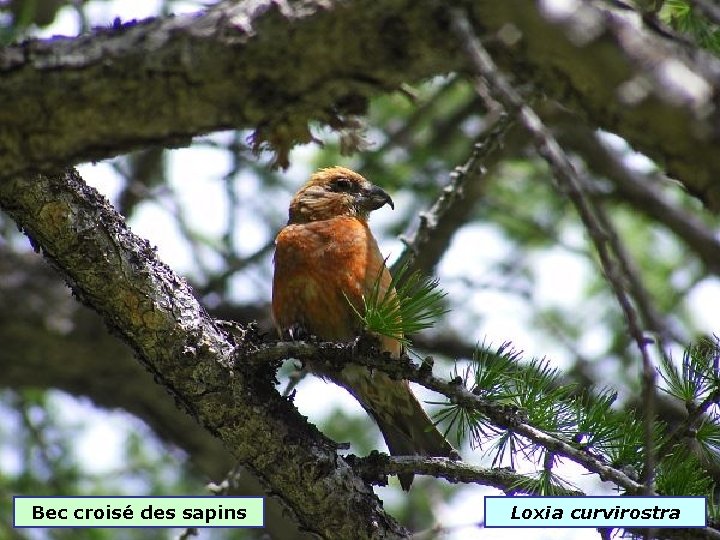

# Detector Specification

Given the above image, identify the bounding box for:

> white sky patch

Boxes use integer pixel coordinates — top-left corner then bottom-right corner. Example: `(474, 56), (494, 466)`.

(687, 277), (720, 333)
(464, 291), (537, 350)
(77, 161), (124, 205)
(32, 0), (202, 38)
(52, 392), (125, 474)
(31, 6), (79, 37)
(597, 130), (655, 173)
(440, 224), (510, 280)
(234, 213), (271, 256)
(378, 237), (405, 267)
(531, 248), (588, 308)
(597, 130), (626, 152)
(168, 142), (231, 238)
(624, 151), (655, 173)
(0, 446), (22, 476)
(293, 376), (365, 419)
(85, 0), (164, 24)
(128, 198), (194, 273)
(539, 0), (580, 19)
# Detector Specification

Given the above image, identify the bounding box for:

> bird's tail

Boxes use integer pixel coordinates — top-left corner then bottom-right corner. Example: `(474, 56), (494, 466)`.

(337, 367), (456, 491)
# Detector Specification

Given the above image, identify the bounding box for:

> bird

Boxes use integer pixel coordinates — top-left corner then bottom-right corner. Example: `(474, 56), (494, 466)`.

(271, 166), (455, 490)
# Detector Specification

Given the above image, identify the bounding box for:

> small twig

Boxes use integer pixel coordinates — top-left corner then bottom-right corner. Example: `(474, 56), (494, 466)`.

(347, 454), (583, 495)
(282, 364), (308, 397)
(589, 191), (672, 362)
(656, 387), (720, 462)
(199, 238), (275, 295)
(391, 112), (513, 278)
(14, 393), (63, 494)
(222, 133), (244, 275)
(449, 9), (658, 496)
(363, 77), (463, 161)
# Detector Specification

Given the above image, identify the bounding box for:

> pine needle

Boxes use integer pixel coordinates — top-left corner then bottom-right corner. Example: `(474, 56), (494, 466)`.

(347, 261), (448, 345)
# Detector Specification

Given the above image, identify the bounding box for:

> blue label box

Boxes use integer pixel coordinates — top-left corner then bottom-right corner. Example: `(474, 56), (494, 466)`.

(485, 496), (706, 528)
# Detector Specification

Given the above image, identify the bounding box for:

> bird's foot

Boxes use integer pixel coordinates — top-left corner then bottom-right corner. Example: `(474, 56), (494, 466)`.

(284, 323), (313, 342)
(352, 332), (382, 357)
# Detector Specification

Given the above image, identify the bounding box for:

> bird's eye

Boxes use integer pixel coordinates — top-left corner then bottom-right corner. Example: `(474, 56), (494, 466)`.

(331, 178), (355, 191)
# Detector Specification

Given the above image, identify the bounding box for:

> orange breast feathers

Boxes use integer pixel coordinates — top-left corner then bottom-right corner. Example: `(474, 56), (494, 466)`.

(272, 216), (400, 355)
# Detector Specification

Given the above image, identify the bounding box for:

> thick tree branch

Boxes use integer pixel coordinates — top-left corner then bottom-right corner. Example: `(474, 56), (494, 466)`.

(2, 1), (720, 208)
(0, 0), (465, 173)
(0, 168), (406, 540)
(0, 250), (313, 540)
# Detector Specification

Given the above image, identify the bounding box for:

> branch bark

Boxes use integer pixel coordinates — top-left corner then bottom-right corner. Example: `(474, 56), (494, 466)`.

(0, 168), (406, 540)
(0, 249), (314, 539)
(2, 1), (720, 207)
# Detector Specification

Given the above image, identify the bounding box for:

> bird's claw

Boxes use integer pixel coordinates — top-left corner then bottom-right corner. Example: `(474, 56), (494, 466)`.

(285, 323), (312, 342)
(353, 332), (381, 356)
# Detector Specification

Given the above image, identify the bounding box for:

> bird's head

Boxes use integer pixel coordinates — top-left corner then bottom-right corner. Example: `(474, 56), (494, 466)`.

(287, 166), (394, 224)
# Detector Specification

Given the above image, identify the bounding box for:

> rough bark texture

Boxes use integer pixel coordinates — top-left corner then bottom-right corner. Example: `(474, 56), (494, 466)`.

(0, 169), (406, 540)
(0, 250), (312, 539)
(1, 1), (720, 207)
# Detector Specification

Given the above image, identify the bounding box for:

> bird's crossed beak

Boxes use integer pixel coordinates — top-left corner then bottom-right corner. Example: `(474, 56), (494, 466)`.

(358, 184), (394, 212)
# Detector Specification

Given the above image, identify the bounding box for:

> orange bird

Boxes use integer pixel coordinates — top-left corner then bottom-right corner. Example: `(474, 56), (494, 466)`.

(272, 166), (454, 490)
